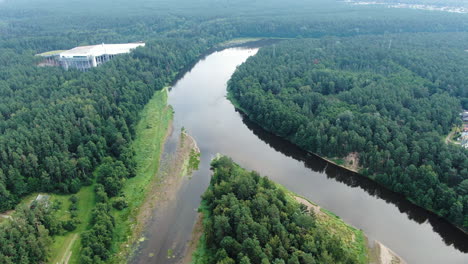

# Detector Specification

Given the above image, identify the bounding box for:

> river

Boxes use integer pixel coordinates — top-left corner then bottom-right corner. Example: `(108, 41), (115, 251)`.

(131, 46), (468, 264)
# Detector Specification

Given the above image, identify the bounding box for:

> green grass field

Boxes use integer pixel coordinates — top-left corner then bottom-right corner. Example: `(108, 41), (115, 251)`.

(109, 88), (173, 262)
(48, 185), (96, 264)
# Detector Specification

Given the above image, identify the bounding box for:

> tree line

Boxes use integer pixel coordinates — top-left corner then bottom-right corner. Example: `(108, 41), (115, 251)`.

(228, 33), (468, 230)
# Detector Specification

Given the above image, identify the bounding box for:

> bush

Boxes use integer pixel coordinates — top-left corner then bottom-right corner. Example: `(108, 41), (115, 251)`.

(69, 195), (78, 204)
(63, 218), (81, 231)
(112, 197), (128, 210)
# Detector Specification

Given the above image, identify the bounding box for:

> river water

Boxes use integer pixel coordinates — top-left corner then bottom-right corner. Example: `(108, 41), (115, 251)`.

(131, 47), (468, 264)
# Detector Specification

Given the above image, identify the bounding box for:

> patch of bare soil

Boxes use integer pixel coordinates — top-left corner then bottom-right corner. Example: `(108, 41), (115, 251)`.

(322, 152), (361, 173)
(0, 210), (13, 221)
(344, 152), (360, 172)
(294, 196), (322, 216)
(368, 240), (406, 264)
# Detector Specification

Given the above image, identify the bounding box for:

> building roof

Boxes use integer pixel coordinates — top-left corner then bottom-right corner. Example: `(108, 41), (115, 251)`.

(60, 43), (145, 58)
(35, 194), (49, 202)
(36, 50), (66, 57)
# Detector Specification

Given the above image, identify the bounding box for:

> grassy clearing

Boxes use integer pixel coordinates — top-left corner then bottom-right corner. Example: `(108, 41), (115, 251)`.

(218, 38), (263, 47)
(317, 208), (368, 264)
(50, 88), (171, 263)
(109, 88), (173, 261)
(218, 37), (292, 48)
(445, 126), (462, 145)
(0, 186), (96, 263)
(49, 185), (95, 264)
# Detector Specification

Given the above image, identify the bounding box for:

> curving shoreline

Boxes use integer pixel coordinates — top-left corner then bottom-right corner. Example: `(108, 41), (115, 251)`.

(126, 128), (201, 262)
(228, 91), (468, 236)
(294, 195), (406, 264)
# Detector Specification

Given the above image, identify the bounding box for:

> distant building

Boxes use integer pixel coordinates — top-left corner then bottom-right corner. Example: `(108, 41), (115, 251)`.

(461, 132), (468, 148)
(36, 50), (64, 67)
(31, 194), (50, 209)
(37, 43), (145, 71)
(464, 124), (468, 132)
(463, 111), (468, 122)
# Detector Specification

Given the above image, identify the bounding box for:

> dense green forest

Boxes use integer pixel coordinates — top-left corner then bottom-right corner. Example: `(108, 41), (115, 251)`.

(0, 201), (57, 263)
(196, 156), (366, 264)
(2, 0), (466, 221)
(228, 33), (468, 230)
(1, 0), (468, 262)
(2, 0), (468, 52)
(0, 38), (210, 212)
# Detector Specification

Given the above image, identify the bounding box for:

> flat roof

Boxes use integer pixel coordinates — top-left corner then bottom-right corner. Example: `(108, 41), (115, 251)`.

(60, 43), (145, 58)
(36, 50), (66, 57)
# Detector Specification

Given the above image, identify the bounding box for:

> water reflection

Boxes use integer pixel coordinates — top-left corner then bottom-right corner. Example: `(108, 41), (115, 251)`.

(239, 111), (468, 252)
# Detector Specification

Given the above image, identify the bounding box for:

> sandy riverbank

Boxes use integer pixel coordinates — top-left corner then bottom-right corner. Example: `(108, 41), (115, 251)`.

(126, 128), (201, 261)
(294, 196), (406, 264)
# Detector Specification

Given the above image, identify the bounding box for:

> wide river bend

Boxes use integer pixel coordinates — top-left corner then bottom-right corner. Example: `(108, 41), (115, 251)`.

(132, 47), (468, 264)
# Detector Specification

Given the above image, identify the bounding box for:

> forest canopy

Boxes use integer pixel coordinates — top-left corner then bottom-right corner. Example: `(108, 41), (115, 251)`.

(196, 156), (366, 264)
(0, 38), (211, 211)
(228, 33), (468, 230)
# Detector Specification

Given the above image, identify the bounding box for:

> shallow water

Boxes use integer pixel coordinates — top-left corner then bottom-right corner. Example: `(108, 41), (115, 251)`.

(131, 47), (468, 264)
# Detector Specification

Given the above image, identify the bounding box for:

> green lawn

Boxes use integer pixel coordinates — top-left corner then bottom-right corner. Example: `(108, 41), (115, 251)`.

(48, 185), (95, 264)
(109, 88), (173, 262)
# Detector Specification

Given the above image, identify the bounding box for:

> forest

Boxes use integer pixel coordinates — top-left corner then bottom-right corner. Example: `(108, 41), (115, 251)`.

(0, 202), (53, 263)
(195, 156), (366, 264)
(2, 0), (465, 219)
(228, 33), (468, 230)
(1, 0), (468, 262)
(0, 38), (211, 211)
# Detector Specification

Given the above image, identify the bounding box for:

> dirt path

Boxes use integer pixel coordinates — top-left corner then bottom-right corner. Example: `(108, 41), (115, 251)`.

(0, 213), (12, 220)
(59, 233), (78, 264)
(445, 129), (460, 145)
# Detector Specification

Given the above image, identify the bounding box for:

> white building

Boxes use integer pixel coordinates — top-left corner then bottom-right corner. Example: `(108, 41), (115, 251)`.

(38, 43), (145, 71)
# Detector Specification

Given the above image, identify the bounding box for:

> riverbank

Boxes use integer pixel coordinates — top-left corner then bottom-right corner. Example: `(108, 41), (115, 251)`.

(293, 195), (405, 264)
(125, 127), (201, 263)
(190, 156), (383, 264)
(181, 213), (204, 264)
(106, 88), (176, 263)
(189, 164), (405, 264)
(227, 91), (468, 235)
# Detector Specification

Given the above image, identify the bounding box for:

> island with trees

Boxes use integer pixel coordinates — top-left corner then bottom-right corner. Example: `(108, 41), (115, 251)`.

(193, 156), (404, 264)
